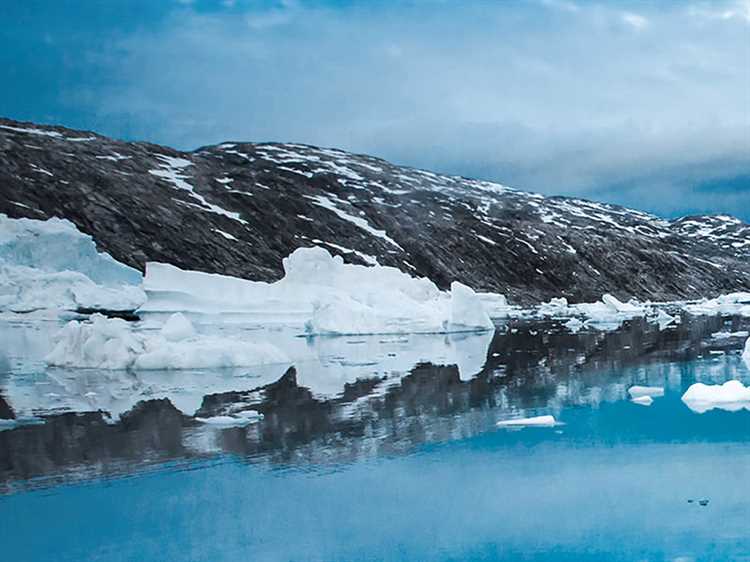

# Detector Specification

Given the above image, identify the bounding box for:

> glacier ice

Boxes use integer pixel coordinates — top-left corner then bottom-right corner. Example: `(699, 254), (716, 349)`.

(141, 246), (494, 335)
(45, 313), (290, 370)
(0, 214), (144, 312)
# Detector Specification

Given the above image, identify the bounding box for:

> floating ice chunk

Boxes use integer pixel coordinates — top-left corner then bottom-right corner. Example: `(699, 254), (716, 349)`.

(45, 314), (144, 369)
(685, 293), (750, 316)
(496, 415), (557, 427)
(651, 309), (677, 329)
(46, 313), (289, 370)
(450, 281), (494, 331)
(0, 214), (144, 312)
(0, 214), (141, 285)
(160, 312), (195, 342)
(681, 380), (750, 413)
(565, 318), (584, 333)
(628, 386), (665, 399)
(538, 297), (570, 317)
(477, 292), (510, 318)
(631, 396), (654, 406)
(602, 294), (645, 314)
(142, 246), (494, 335)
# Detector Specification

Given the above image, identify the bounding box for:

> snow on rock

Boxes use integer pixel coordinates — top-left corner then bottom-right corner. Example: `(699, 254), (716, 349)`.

(682, 380), (750, 413)
(496, 415), (557, 427)
(142, 246), (495, 335)
(45, 313), (289, 370)
(0, 214), (144, 312)
(628, 386), (665, 399)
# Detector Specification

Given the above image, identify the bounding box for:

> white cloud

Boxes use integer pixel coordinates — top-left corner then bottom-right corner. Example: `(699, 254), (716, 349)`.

(621, 12), (649, 30)
(86, 0), (750, 219)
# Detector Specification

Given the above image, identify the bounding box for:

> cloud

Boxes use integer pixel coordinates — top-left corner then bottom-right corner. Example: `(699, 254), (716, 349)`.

(621, 12), (649, 30)
(81, 0), (750, 219)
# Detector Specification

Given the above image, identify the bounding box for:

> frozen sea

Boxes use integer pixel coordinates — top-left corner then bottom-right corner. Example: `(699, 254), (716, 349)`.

(1, 312), (750, 561)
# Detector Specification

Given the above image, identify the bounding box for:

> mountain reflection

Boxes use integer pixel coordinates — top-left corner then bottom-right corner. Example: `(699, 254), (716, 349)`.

(1, 313), (748, 491)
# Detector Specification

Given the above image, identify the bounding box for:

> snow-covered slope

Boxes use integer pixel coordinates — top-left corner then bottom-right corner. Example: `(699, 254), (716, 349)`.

(1, 117), (749, 304)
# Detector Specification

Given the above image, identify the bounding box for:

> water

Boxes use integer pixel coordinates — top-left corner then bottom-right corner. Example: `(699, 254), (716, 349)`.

(1, 313), (750, 561)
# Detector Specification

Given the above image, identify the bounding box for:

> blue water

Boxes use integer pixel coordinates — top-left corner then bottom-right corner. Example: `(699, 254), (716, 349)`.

(3, 381), (750, 561)
(2, 314), (750, 561)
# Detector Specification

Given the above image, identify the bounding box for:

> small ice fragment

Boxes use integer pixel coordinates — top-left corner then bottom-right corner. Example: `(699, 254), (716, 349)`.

(628, 385), (664, 399)
(496, 415), (556, 427)
(631, 396), (653, 406)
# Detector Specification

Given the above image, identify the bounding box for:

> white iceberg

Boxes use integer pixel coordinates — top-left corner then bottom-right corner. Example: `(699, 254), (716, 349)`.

(141, 246), (494, 335)
(684, 293), (750, 317)
(45, 313), (290, 370)
(0, 214), (144, 312)
(496, 414), (557, 427)
(631, 396), (654, 406)
(681, 380), (750, 413)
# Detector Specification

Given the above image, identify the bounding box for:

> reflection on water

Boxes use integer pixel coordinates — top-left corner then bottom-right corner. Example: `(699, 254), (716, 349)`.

(1, 313), (750, 560)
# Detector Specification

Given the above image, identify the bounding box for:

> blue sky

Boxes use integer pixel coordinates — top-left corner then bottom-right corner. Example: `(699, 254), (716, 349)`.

(2, 0), (749, 219)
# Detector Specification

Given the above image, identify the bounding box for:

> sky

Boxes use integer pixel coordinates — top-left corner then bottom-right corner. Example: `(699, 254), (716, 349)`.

(1, 0), (749, 219)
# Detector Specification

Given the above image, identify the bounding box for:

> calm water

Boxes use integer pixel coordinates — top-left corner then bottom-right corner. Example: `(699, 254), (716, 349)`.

(1, 313), (750, 561)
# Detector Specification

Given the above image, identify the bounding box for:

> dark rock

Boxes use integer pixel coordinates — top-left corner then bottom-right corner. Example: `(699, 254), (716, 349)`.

(1, 117), (749, 304)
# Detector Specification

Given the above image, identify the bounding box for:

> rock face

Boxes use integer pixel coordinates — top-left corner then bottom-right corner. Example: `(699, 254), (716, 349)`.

(1, 117), (748, 304)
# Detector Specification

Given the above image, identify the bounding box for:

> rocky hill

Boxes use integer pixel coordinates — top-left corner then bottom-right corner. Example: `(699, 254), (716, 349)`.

(1, 117), (748, 304)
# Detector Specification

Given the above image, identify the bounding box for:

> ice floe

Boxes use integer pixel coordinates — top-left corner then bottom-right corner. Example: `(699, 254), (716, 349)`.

(0, 214), (145, 312)
(681, 380), (750, 413)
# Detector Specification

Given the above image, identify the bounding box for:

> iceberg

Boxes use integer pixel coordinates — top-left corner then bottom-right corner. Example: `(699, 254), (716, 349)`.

(0, 214), (144, 312)
(684, 293), (750, 317)
(45, 313), (290, 370)
(141, 247), (494, 335)
(681, 380), (750, 413)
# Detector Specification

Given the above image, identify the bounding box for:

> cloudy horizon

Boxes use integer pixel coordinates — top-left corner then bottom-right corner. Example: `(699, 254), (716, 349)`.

(2, 0), (749, 219)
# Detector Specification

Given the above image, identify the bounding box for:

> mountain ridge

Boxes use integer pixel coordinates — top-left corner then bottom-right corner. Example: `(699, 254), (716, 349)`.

(1, 116), (748, 304)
